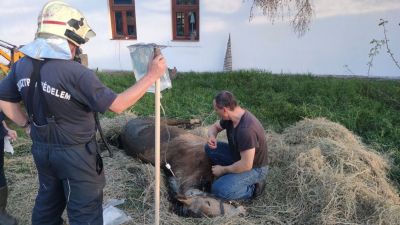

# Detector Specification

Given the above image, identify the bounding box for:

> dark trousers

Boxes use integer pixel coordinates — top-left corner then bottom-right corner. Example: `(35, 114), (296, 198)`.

(31, 140), (105, 225)
(0, 138), (6, 188)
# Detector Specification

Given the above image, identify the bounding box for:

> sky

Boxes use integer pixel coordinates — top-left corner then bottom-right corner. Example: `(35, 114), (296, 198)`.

(212, 0), (400, 77)
(0, 0), (400, 77)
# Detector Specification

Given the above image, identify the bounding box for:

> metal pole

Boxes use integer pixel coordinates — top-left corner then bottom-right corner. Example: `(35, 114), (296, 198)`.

(155, 78), (161, 225)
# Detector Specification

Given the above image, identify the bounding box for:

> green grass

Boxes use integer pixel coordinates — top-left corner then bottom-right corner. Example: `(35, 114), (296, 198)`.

(98, 70), (400, 183)
(98, 71), (399, 150)
(5, 70), (398, 182)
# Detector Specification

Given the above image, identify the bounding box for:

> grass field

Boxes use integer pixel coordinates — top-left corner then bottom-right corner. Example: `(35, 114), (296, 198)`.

(3, 70), (399, 183)
(98, 70), (400, 184)
(2, 70), (400, 224)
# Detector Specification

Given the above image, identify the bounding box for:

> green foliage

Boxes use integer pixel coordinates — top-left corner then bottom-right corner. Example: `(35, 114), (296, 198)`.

(98, 70), (399, 150)
(97, 71), (136, 93)
(97, 71), (136, 118)
(389, 151), (400, 183)
(98, 70), (400, 183)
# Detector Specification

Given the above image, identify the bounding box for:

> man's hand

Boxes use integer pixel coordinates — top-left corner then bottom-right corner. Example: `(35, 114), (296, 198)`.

(212, 165), (226, 177)
(207, 136), (217, 149)
(148, 55), (167, 80)
(6, 129), (17, 142)
(207, 121), (223, 149)
(211, 149), (255, 177)
(109, 53), (167, 114)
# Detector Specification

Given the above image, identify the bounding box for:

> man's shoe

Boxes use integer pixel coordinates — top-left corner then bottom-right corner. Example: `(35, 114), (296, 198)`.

(253, 181), (266, 198)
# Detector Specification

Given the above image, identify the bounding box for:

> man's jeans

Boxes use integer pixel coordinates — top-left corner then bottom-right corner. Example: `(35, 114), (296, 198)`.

(205, 142), (268, 200)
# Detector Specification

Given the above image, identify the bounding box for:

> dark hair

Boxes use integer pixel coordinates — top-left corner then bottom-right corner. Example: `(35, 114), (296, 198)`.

(214, 91), (237, 110)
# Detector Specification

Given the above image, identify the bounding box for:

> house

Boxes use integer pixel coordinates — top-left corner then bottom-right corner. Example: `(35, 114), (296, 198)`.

(93, 0), (242, 72)
(2, 0), (244, 72)
(1, 0), (399, 76)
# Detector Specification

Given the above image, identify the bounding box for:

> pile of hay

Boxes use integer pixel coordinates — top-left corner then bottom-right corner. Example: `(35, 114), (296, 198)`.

(5, 115), (400, 225)
(261, 118), (400, 225)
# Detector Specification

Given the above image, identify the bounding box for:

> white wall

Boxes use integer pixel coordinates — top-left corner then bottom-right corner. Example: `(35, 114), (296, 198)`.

(1, 0), (400, 77)
(85, 0), (232, 72)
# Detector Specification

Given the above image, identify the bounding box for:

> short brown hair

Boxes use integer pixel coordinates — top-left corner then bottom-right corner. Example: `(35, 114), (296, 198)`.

(214, 91), (237, 110)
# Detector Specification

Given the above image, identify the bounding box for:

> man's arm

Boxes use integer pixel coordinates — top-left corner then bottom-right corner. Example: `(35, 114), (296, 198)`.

(207, 121), (224, 149)
(2, 121), (17, 141)
(0, 100), (28, 127)
(109, 55), (166, 114)
(211, 148), (255, 177)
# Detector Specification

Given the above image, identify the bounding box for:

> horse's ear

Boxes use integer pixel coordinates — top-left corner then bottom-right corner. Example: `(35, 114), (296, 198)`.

(176, 195), (194, 205)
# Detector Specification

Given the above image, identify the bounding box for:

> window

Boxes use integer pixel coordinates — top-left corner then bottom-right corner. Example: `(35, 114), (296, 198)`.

(109, 0), (137, 40)
(172, 0), (199, 41)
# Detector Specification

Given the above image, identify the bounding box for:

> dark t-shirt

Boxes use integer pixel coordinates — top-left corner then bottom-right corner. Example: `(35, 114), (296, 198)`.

(220, 111), (268, 168)
(0, 57), (117, 136)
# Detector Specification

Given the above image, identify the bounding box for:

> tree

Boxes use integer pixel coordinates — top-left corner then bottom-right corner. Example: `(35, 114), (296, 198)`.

(249, 0), (314, 36)
(367, 19), (400, 76)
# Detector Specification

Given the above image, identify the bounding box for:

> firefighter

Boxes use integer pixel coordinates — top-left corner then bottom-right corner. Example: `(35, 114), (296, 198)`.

(0, 1), (166, 224)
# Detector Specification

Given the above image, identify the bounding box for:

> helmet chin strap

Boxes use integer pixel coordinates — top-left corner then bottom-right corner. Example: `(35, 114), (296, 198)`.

(67, 41), (80, 62)
(73, 47), (82, 63)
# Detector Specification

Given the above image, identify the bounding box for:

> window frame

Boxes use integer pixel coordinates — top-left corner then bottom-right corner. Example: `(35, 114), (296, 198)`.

(108, 0), (137, 40)
(171, 0), (200, 41)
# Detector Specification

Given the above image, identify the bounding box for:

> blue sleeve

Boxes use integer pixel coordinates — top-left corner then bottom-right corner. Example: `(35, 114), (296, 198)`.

(74, 69), (117, 113)
(0, 64), (22, 102)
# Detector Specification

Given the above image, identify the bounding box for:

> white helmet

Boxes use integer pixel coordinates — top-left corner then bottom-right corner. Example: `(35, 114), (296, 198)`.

(36, 0), (96, 46)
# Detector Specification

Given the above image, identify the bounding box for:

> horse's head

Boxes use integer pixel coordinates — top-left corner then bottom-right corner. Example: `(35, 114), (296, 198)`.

(176, 189), (246, 217)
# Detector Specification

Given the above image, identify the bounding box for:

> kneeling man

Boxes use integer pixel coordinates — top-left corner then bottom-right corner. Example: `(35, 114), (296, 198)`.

(205, 91), (268, 200)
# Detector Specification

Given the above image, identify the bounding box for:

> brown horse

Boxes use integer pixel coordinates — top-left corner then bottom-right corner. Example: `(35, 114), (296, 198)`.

(119, 118), (213, 193)
(119, 118), (245, 217)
